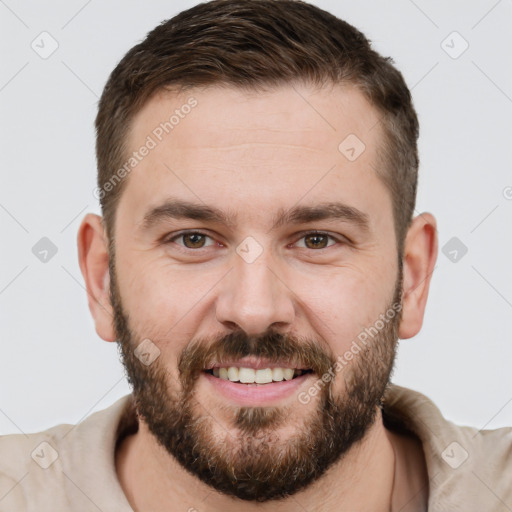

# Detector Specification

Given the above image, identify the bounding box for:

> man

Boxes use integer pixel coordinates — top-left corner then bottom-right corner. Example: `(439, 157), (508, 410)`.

(1, 0), (510, 510)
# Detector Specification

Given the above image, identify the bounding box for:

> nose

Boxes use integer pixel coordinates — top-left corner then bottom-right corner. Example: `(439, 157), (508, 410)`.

(215, 251), (295, 336)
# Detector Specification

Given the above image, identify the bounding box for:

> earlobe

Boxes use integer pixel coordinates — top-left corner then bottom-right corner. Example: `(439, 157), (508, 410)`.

(398, 213), (438, 339)
(77, 213), (116, 342)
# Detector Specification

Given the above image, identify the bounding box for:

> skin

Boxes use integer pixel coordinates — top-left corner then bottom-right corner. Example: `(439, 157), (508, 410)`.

(78, 83), (437, 511)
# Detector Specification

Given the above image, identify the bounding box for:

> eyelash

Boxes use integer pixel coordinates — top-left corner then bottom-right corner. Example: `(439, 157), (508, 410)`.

(165, 230), (346, 251)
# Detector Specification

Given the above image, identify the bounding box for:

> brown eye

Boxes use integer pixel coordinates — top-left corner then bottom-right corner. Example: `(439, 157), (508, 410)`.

(165, 231), (219, 251)
(181, 233), (207, 248)
(303, 233), (330, 249)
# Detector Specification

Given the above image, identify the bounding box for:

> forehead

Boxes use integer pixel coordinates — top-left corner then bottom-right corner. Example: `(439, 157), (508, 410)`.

(118, 83), (391, 232)
(130, 83), (380, 153)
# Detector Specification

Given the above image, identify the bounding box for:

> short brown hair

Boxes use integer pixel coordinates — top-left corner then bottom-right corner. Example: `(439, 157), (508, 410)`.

(95, 0), (419, 256)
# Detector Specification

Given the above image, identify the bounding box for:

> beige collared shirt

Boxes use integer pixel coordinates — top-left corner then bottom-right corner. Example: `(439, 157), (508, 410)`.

(1, 384), (510, 511)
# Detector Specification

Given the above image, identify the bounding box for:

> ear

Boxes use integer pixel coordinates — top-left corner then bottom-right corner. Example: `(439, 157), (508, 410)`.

(398, 212), (438, 339)
(77, 213), (116, 342)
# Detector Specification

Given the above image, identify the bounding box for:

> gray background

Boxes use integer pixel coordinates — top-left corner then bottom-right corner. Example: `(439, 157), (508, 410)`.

(1, 0), (511, 435)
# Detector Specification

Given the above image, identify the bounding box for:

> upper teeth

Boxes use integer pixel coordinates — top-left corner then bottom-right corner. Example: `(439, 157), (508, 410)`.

(212, 367), (298, 384)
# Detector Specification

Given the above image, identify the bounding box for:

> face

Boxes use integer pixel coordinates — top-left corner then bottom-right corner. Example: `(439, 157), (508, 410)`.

(109, 84), (402, 501)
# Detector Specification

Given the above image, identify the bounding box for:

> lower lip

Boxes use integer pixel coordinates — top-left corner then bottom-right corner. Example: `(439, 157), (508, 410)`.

(202, 371), (313, 406)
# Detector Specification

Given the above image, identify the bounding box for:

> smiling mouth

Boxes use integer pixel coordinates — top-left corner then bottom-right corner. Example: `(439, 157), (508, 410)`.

(203, 367), (313, 384)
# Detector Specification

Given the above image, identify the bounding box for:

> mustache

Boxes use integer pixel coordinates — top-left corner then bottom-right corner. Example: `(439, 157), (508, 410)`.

(178, 329), (335, 388)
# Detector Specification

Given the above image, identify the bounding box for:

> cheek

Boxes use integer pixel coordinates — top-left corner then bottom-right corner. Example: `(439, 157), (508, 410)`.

(291, 264), (395, 354)
(114, 251), (223, 340)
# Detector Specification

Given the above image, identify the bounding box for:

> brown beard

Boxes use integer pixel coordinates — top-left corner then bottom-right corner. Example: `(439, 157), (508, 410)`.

(110, 255), (402, 502)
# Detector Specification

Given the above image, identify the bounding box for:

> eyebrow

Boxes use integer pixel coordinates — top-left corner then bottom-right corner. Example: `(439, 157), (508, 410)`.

(140, 198), (370, 233)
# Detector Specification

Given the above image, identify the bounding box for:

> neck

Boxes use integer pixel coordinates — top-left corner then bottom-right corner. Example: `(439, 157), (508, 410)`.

(116, 407), (400, 512)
